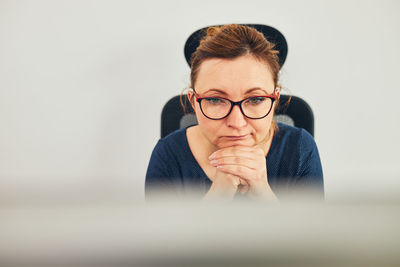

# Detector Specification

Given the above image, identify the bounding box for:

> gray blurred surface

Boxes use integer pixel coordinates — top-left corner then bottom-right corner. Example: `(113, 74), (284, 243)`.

(0, 200), (399, 267)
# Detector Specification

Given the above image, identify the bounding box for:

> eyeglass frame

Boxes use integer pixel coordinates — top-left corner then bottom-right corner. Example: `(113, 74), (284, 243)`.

(192, 91), (278, 120)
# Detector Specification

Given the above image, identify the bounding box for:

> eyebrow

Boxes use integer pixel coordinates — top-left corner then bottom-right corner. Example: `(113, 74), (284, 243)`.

(200, 87), (271, 96)
(246, 88), (270, 95)
(201, 88), (228, 95)
(203, 87), (268, 95)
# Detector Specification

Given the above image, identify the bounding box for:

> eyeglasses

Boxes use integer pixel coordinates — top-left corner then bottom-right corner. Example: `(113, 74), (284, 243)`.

(194, 92), (277, 120)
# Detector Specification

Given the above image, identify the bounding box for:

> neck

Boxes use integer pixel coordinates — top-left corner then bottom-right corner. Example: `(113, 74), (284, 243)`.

(257, 126), (275, 157)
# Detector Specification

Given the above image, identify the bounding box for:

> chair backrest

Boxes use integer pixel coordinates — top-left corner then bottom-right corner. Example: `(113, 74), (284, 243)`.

(161, 94), (314, 138)
(184, 24), (288, 67)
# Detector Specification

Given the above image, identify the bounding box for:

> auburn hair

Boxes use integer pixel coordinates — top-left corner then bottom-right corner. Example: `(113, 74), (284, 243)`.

(190, 24), (281, 90)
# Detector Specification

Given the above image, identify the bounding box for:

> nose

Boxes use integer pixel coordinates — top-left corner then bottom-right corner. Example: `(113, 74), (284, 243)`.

(226, 105), (247, 128)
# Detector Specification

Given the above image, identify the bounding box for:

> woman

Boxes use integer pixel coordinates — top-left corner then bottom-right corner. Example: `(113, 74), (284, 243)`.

(146, 24), (323, 201)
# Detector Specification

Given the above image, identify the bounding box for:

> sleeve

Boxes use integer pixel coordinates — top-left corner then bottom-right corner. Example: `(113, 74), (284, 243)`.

(145, 139), (178, 200)
(295, 129), (324, 199)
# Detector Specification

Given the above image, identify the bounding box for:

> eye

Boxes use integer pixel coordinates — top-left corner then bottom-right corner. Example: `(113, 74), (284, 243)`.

(246, 96), (266, 105)
(204, 97), (227, 105)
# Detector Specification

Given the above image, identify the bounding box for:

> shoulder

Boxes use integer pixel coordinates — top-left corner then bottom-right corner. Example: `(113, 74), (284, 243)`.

(268, 123), (321, 175)
(275, 123), (322, 176)
(146, 127), (190, 189)
(148, 127), (195, 174)
(161, 127), (188, 144)
(274, 123), (312, 139)
(153, 127), (188, 154)
(273, 123), (316, 150)
(268, 123), (324, 197)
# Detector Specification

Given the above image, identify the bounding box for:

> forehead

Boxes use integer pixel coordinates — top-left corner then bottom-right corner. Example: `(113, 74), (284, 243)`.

(194, 54), (275, 95)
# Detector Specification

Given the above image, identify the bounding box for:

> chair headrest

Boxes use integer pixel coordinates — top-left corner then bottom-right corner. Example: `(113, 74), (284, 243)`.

(184, 24), (288, 68)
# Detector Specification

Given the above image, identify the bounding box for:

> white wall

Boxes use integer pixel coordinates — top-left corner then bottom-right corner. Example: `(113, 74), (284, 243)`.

(1, 0), (399, 203)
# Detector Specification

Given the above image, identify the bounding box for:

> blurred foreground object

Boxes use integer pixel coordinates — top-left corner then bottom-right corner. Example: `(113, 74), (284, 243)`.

(0, 200), (399, 267)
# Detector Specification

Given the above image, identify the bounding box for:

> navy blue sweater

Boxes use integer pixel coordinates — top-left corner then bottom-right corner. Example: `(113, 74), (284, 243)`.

(146, 124), (324, 200)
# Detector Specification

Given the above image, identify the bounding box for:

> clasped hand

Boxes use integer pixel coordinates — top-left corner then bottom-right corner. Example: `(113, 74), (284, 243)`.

(204, 146), (277, 201)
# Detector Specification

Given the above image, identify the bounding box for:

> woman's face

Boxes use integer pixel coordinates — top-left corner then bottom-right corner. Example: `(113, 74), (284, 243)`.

(189, 54), (279, 149)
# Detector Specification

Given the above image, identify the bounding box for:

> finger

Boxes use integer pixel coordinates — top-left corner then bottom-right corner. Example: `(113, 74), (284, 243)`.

(238, 177), (249, 194)
(209, 146), (264, 160)
(210, 156), (258, 169)
(216, 164), (256, 181)
(238, 184), (249, 194)
(239, 177), (249, 186)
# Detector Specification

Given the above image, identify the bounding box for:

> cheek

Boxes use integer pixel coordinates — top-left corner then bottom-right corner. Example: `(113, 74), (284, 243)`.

(195, 108), (224, 141)
(252, 116), (273, 137)
(196, 113), (219, 131)
(194, 104), (211, 123)
(195, 106), (212, 126)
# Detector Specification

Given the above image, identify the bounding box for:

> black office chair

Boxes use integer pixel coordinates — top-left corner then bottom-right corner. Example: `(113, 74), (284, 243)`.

(161, 24), (315, 138)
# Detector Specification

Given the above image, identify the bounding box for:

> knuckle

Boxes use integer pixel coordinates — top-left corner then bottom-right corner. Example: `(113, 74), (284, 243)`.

(235, 165), (243, 173)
